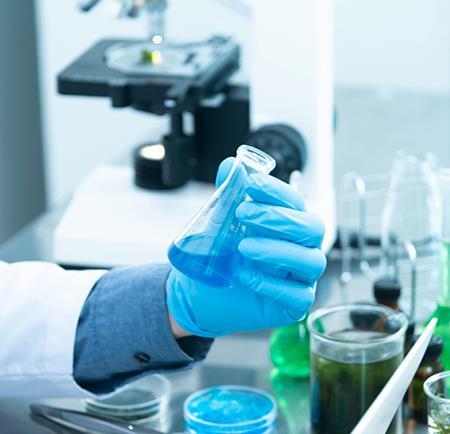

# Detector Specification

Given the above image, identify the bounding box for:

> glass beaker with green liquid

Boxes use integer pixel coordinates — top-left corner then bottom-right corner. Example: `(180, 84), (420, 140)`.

(308, 303), (408, 434)
(425, 168), (450, 370)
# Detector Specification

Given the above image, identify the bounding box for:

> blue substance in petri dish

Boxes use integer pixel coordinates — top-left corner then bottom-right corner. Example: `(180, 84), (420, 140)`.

(185, 386), (276, 434)
(168, 234), (243, 288)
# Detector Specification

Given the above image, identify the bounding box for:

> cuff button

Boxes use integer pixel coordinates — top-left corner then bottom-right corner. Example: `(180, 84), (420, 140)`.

(134, 352), (151, 365)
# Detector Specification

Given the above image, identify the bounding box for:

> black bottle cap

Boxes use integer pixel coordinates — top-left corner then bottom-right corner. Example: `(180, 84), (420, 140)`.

(373, 276), (402, 301)
(413, 335), (443, 360)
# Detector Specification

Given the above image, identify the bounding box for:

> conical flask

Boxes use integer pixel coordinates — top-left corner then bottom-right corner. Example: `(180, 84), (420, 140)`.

(270, 317), (310, 378)
(168, 145), (276, 288)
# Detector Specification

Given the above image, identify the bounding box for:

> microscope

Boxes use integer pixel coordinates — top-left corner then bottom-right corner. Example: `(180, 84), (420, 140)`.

(54, 0), (335, 267)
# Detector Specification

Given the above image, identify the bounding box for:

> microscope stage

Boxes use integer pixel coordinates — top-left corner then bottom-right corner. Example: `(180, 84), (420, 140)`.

(105, 38), (235, 77)
(57, 37), (240, 114)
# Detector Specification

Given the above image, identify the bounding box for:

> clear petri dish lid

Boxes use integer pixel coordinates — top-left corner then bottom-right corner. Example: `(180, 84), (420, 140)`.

(85, 374), (170, 415)
(86, 400), (168, 418)
(184, 385), (277, 433)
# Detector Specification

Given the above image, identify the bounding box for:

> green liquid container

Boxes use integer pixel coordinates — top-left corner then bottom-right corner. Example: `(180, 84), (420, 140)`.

(424, 240), (450, 370)
(269, 318), (310, 378)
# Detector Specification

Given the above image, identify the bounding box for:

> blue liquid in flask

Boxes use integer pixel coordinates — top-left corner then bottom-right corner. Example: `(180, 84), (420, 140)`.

(167, 145), (276, 288)
(168, 234), (243, 288)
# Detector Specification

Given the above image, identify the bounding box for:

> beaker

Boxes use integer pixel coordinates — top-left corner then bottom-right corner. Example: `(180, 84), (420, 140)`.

(307, 303), (408, 434)
(381, 151), (440, 321)
(168, 145), (276, 288)
(423, 371), (450, 433)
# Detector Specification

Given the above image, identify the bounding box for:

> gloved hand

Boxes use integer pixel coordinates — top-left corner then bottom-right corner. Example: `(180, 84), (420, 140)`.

(166, 158), (327, 338)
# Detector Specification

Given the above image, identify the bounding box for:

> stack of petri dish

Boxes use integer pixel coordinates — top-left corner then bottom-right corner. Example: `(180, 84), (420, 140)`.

(184, 385), (277, 434)
(84, 374), (170, 428)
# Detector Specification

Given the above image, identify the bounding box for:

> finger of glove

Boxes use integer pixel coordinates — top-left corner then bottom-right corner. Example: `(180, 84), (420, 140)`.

(237, 202), (325, 247)
(246, 259), (290, 279)
(246, 173), (305, 211)
(215, 157), (235, 188)
(239, 268), (315, 320)
(239, 237), (327, 284)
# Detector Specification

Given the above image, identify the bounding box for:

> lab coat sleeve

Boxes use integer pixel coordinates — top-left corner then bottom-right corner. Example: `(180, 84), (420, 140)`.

(0, 260), (105, 398)
(74, 264), (213, 394)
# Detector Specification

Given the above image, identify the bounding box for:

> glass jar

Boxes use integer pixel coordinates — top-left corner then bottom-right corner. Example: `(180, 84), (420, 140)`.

(381, 152), (440, 321)
(424, 168), (450, 370)
(423, 371), (450, 433)
(307, 303), (408, 434)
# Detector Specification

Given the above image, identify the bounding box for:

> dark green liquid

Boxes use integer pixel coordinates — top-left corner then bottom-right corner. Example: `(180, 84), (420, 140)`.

(310, 332), (402, 434)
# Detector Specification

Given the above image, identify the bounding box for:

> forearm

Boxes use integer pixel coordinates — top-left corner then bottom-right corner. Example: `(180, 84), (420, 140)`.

(74, 264), (213, 394)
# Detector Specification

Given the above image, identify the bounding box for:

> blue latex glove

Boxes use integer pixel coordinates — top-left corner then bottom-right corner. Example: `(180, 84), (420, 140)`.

(166, 157), (327, 338)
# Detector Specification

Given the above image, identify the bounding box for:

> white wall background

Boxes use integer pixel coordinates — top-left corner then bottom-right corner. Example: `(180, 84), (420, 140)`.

(334, 0), (449, 94)
(36, 0), (449, 204)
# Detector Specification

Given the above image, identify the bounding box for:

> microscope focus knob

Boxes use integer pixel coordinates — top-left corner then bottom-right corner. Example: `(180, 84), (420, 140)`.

(245, 124), (307, 183)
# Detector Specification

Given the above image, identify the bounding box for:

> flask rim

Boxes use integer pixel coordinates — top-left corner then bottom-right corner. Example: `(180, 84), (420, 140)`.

(237, 145), (276, 173)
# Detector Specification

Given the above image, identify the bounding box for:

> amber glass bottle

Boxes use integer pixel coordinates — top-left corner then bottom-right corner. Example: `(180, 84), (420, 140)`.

(407, 335), (444, 423)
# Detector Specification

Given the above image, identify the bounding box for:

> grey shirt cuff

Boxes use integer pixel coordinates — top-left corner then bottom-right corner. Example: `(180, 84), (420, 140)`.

(73, 264), (213, 394)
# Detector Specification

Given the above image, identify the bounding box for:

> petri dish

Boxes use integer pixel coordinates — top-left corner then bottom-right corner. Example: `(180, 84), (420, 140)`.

(85, 374), (170, 422)
(184, 385), (277, 434)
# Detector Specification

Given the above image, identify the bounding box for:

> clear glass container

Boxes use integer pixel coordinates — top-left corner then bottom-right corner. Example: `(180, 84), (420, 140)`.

(381, 151), (440, 321)
(184, 385), (277, 433)
(425, 168), (450, 370)
(307, 303), (408, 434)
(84, 374), (170, 429)
(168, 145), (276, 288)
(270, 317), (310, 378)
(423, 371), (450, 433)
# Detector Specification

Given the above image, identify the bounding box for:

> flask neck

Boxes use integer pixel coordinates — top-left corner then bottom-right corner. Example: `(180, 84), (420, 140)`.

(235, 145), (276, 177)
(220, 145), (276, 193)
(387, 154), (437, 200)
(391, 153), (435, 179)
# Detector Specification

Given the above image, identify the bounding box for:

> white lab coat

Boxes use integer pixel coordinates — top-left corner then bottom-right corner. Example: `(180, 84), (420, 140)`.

(0, 260), (105, 397)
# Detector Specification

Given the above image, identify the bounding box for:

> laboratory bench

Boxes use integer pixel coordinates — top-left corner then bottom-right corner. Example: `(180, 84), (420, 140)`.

(1, 86), (447, 433)
(0, 203), (428, 433)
